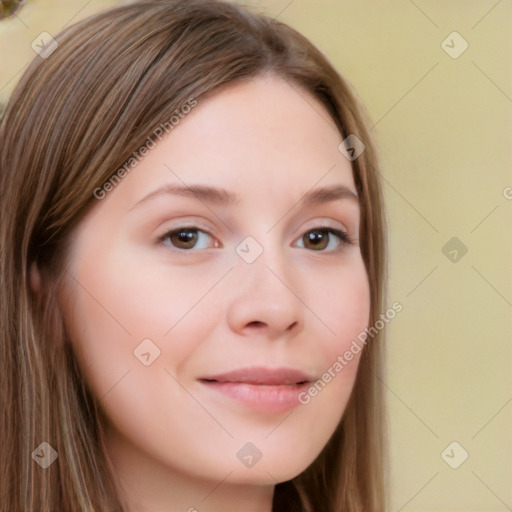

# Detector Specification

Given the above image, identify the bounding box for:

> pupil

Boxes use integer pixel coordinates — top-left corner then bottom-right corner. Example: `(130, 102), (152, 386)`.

(307, 230), (327, 249)
(174, 229), (197, 247)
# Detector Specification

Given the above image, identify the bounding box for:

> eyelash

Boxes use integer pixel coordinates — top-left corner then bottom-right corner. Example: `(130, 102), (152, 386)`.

(157, 225), (354, 253)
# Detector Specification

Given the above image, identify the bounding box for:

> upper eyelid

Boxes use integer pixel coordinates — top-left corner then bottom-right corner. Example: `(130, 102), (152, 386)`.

(158, 215), (352, 235)
(159, 221), (350, 237)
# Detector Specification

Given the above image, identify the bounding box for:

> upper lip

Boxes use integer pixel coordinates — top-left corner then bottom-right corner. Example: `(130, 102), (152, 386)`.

(199, 366), (314, 385)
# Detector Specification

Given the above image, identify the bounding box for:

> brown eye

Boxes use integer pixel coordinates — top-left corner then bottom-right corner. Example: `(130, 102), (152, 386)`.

(161, 227), (215, 251)
(169, 229), (198, 249)
(298, 228), (351, 251)
(303, 229), (329, 250)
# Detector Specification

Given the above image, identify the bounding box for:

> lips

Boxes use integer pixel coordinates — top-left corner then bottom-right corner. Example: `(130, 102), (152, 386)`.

(199, 366), (314, 386)
(198, 366), (314, 414)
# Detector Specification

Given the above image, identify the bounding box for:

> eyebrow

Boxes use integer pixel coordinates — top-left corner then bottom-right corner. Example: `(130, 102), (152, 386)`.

(129, 183), (359, 211)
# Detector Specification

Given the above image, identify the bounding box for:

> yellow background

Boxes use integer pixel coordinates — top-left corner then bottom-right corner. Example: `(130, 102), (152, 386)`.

(1, 1), (511, 510)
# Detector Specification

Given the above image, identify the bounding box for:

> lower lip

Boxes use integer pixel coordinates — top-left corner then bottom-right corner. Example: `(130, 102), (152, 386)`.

(200, 381), (309, 414)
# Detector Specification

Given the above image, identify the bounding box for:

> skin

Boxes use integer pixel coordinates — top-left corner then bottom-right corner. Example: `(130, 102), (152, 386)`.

(41, 74), (370, 512)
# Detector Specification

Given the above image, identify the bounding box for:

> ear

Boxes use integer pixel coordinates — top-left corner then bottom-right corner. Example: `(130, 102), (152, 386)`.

(29, 261), (42, 294)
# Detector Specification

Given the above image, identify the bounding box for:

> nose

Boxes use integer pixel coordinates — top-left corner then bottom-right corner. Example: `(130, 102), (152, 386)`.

(226, 246), (305, 340)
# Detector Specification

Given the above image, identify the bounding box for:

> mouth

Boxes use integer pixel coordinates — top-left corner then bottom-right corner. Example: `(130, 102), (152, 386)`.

(198, 366), (314, 413)
(199, 366), (314, 385)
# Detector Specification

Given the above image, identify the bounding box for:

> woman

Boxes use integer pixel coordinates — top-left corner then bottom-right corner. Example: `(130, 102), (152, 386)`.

(0, 1), (388, 510)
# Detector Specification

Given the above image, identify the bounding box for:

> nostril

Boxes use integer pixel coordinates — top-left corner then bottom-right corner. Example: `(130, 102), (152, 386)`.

(247, 321), (265, 328)
(287, 321), (298, 331)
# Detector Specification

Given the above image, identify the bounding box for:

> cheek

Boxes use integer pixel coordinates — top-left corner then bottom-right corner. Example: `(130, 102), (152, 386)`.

(61, 242), (230, 438)
(65, 243), (215, 365)
(60, 251), (215, 440)
(290, 258), (370, 431)
(313, 256), (371, 358)
(325, 260), (369, 386)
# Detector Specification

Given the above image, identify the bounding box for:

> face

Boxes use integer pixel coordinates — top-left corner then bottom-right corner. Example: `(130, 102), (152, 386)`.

(59, 74), (370, 495)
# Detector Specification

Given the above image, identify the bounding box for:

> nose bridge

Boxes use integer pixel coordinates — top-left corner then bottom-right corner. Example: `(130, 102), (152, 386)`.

(227, 232), (304, 336)
(235, 232), (290, 290)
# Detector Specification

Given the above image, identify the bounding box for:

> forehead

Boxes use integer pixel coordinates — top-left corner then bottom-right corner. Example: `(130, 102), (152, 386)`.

(93, 74), (358, 217)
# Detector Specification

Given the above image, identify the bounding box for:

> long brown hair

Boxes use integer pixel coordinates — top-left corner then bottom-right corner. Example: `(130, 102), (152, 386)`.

(0, 1), (388, 510)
